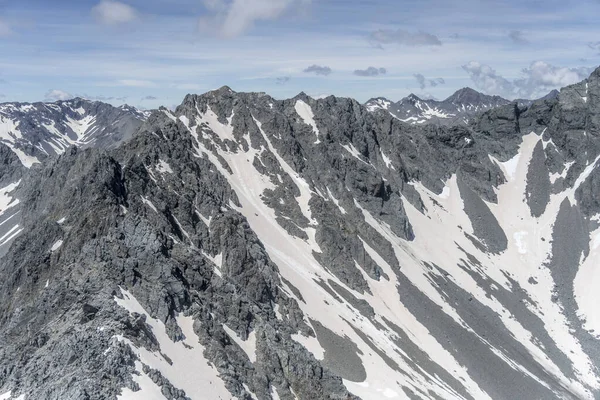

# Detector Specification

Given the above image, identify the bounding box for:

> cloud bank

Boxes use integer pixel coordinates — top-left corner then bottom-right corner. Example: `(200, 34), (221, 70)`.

(462, 61), (592, 98)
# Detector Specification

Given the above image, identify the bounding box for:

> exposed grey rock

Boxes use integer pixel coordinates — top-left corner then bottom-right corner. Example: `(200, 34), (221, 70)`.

(526, 141), (551, 217)
(1, 67), (600, 400)
(456, 173), (508, 253)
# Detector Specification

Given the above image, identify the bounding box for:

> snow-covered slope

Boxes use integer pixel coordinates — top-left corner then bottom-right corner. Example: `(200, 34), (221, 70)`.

(1, 69), (600, 400)
(0, 98), (149, 167)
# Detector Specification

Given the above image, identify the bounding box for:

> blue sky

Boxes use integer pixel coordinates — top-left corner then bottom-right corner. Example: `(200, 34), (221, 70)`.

(0, 0), (599, 108)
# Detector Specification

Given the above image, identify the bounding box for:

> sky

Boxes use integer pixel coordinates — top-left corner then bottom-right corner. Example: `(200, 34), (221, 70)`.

(0, 0), (599, 109)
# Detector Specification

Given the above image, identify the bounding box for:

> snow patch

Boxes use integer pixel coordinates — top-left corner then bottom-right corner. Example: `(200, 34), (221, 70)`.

(497, 152), (521, 181)
(380, 150), (393, 169)
(223, 324), (257, 363)
(117, 360), (167, 400)
(203, 251), (223, 277)
(294, 100), (319, 141)
(50, 240), (63, 252)
(291, 332), (324, 360)
(114, 289), (232, 400)
(0, 181), (20, 212)
(341, 143), (369, 165)
(513, 232), (529, 254)
(156, 160), (173, 174)
(140, 196), (158, 213)
(198, 106), (235, 141)
(326, 187), (347, 215)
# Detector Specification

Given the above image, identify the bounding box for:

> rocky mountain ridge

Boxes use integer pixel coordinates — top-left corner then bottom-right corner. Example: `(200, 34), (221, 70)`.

(0, 98), (148, 167)
(0, 68), (599, 400)
(366, 87), (559, 126)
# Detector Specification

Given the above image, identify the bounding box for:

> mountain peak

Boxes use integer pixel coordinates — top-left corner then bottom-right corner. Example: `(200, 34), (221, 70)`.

(447, 87), (488, 103)
(216, 85), (235, 93)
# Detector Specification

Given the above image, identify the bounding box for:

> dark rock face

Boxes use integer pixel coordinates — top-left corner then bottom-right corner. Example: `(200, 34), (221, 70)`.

(1, 68), (600, 400)
(526, 141), (551, 217)
(456, 173), (508, 253)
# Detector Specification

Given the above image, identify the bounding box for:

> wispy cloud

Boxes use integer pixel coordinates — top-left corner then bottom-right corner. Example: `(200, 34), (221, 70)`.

(354, 67), (387, 77)
(462, 60), (592, 98)
(462, 61), (518, 98)
(45, 89), (73, 101)
(516, 61), (592, 95)
(413, 73), (445, 89)
(92, 1), (138, 25)
(429, 77), (445, 87)
(588, 41), (600, 53)
(303, 64), (332, 76)
(368, 29), (442, 48)
(276, 76), (291, 85)
(199, 0), (309, 38)
(508, 30), (529, 44)
(142, 95), (157, 100)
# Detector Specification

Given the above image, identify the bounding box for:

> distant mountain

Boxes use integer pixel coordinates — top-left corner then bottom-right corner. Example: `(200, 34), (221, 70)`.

(0, 98), (149, 167)
(366, 87), (511, 125)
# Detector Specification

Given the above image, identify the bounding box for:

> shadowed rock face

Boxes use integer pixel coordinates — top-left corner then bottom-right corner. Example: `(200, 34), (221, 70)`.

(0, 68), (600, 400)
(526, 141), (551, 217)
(456, 173), (508, 254)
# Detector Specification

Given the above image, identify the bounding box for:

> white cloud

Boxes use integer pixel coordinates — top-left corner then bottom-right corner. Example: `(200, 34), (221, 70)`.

(462, 61), (514, 98)
(515, 61), (592, 95)
(199, 0), (308, 38)
(92, 1), (138, 25)
(45, 89), (73, 102)
(462, 60), (592, 99)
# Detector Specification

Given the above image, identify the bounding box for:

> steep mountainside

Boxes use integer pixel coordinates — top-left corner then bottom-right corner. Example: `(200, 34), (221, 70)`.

(366, 88), (511, 125)
(0, 98), (149, 259)
(0, 68), (600, 400)
(0, 98), (149, 167)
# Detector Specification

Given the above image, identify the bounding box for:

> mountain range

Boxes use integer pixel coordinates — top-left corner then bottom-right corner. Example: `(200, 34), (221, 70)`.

(0, 98), (148, 166)
(0, 69), (599, 400)
(366, 87), (559, 125)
